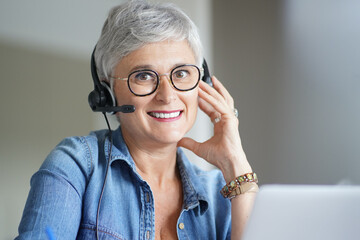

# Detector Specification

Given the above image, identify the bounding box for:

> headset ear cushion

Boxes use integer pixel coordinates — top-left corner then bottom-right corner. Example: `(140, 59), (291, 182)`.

(88, 89), (101, 111)
(100, 81), (117, 107)
(202, 59), (213, 87)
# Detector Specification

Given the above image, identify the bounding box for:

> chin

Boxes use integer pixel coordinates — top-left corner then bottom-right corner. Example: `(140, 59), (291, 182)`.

(151, 129), (185, 145)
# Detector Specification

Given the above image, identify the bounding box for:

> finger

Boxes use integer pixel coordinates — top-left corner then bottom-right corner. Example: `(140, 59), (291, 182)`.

(199, 80), (226, 104)
(200, 78), (233, 107)
(211, 76), (234, 107)
(177, 137), (202, 157)
(199, 86), (232, 117)
(199, 82), (226, 108)
(198, 97), (214, 116)
(198, 97), (221, 123)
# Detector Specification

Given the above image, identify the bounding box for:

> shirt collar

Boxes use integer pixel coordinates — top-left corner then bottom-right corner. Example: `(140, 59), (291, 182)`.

(176, 149), (209, 214)
(107, 127), (134, 168)
(104, 126), (209, 215)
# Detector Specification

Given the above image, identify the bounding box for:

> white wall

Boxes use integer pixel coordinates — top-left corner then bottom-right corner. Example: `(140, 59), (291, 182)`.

(213, 0), (360, 185)
(0, 0), (124, 58)
(277, 0), (360, 184)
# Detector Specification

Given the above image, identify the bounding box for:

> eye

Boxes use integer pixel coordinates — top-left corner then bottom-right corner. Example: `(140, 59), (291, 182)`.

(173, 70), (189, 79)
(135, 71), (156, 81)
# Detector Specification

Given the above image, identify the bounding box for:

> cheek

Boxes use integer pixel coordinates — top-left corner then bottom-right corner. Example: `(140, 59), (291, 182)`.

(113, 84), (130, 105)
(184, 91), (199, 117)
(190, 97), (199, 113)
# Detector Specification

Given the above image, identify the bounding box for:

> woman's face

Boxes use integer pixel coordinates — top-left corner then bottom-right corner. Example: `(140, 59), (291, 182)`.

(112, 40), (199, 147)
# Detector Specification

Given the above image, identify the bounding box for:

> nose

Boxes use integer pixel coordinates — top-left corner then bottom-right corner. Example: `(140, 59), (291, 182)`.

(155, 74), (177, 103)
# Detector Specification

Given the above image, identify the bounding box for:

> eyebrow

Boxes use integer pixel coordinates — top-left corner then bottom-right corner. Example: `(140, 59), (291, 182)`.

(129, 63), (192, 73)
(129, 65), (153, 72)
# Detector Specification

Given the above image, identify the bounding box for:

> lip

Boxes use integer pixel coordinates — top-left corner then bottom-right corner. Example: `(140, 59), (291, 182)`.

(147, 110), (183, 122)
(149, 110), (182, 113)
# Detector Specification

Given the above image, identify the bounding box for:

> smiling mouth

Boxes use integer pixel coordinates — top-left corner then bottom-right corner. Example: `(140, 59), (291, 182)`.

(148, 111), (182, 119)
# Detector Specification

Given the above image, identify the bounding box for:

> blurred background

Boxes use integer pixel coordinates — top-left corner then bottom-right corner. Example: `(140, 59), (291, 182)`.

(1, 0), (359, 239)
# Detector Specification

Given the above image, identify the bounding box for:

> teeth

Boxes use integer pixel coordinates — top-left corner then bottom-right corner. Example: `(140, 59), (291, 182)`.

(150, 111), (181, 119)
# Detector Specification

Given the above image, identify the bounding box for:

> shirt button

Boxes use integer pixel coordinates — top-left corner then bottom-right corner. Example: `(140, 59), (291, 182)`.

(178, 222), (185, 230)
(146, 230), (150, 239)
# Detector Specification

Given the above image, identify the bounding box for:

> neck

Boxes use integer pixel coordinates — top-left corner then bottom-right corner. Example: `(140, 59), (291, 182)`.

(122, 131), (180, 187)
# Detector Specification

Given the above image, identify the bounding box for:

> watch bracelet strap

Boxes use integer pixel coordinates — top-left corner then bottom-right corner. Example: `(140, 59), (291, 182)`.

(220, 172), (258, 197)
(227, 182), (259, 200)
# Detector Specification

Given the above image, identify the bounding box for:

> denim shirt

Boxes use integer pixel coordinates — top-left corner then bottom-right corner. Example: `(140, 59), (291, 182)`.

(16, 127), (231, 239)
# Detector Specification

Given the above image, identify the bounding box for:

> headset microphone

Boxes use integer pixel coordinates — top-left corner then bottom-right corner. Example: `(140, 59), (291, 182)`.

(90, 104), (135, 113)
(88, 46), (135, 114)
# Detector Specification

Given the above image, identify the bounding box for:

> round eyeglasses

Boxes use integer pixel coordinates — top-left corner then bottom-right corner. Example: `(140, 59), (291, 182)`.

(110, 64), (202, 96)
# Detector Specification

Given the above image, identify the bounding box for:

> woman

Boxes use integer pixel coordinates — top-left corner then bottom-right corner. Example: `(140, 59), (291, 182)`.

(16, 1), (257, 239)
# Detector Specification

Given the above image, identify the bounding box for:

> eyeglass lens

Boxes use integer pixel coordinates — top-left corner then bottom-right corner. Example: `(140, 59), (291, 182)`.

(128, 65), (200, 96)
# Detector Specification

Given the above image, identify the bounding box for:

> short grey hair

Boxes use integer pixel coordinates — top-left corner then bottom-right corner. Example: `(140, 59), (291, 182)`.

(95, 0), (203, 81)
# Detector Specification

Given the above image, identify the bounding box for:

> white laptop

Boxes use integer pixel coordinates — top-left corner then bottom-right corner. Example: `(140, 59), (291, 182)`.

(242, 184), (360, 240)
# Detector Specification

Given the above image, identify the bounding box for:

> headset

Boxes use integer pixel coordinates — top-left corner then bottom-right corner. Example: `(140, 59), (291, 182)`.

(88, 47), (135, 114)
(87, 46), (212, 239)
(88, 46), (212, 114)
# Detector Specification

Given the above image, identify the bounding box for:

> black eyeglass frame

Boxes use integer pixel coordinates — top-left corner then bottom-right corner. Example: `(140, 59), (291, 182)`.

(111, 64), (203, 97)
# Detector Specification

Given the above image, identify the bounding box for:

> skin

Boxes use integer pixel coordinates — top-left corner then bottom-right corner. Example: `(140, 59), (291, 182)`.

(112, 40), (255, 239)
